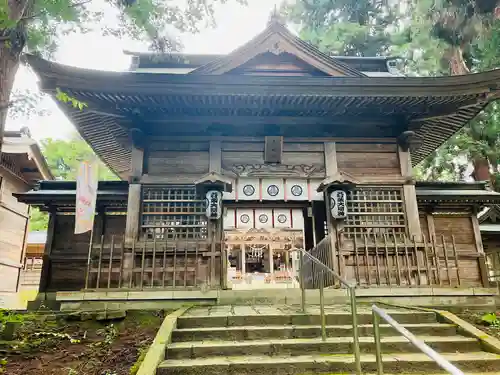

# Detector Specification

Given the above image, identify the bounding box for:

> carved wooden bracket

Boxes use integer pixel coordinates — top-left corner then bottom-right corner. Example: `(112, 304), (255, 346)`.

(129, 128), (146, 150)
(128, 175), (141, 184)
(317, 170), (360, 193)
(397, 130), (421, 152)
(228, 163), (325, 178)
(194, 171), (233, 194)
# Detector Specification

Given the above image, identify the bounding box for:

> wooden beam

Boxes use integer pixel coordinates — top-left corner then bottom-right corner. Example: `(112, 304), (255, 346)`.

(404, 184), (422, 240)
(39, 209), (56, 293)
(398, 145), (412, 178)
(209, 140), (222, 174)
(125, 184), (142, 244)
(149, 136), (398, 143)
(426, 213), (435, 241)
(129, 144), (144, 183)
(399, 145), (421, 239)
(142, 115), (400, 127)
(471, 213), (490, 286)
(264, 136), (283, 164)
(143, 123), (403, 139)
(324, 142), (338, 177)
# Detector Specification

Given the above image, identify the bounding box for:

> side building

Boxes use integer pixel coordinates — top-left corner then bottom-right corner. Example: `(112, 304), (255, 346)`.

(0, 129), (53, 304)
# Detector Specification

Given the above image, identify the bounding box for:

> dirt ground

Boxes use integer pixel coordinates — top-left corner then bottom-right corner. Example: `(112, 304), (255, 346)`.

(456, 309), (500, 340)
(1, 309), (165, 375)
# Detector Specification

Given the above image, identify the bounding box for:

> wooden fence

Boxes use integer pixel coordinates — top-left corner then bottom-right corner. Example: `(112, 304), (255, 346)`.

(302, 233), (463, 288)
(84, 235), (221, 290)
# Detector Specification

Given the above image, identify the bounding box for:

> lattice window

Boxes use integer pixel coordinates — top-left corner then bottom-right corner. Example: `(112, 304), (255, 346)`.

(344, 187), (406, 238)
(141, 185), (207, 240)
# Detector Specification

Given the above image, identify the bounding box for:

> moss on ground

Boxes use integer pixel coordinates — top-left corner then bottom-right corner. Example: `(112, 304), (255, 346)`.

(0, 309), (168, 375)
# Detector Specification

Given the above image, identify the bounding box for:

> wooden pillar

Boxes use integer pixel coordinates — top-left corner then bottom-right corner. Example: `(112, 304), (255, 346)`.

(398, 145), (422, 240)
(426, 213), (436, 241)
(472, 211), (490, 286)
(241, 246), (246, 275)
(39, 209), (56, 294)
(209, 140), (222, 174)
(269, 246), (274, 278)
(125, 184), (142, 244)
(125, 145), (144, 244)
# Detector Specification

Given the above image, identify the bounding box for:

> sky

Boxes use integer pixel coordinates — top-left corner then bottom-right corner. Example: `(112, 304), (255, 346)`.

(6, 0), (284, 141)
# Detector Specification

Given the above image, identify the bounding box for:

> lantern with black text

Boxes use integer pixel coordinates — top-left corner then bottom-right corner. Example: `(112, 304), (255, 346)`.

(205, 190), (222, 220)
(329, 190), (347, 219)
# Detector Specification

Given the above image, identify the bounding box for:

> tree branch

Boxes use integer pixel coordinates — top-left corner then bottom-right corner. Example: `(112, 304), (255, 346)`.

(20, 0), (93, 22)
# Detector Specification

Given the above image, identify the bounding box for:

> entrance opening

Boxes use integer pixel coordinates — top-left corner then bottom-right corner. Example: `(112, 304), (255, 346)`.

(224, 206), (306, 289)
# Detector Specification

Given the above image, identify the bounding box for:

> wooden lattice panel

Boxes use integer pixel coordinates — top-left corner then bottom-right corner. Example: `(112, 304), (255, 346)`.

(344, 187), (406, 238)
(141, 185), (207, 239)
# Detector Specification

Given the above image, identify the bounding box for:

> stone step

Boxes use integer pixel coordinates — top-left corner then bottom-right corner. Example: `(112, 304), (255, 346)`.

(172, 323), (457, 342)
(157, 352), (500, 375)
(166, 336), (480, 359)
(176, 311), (436, 329)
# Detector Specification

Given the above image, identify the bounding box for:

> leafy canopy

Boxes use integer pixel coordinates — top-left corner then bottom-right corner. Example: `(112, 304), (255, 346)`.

(28, 134), (117, 231)
(284, 0), (500, 188)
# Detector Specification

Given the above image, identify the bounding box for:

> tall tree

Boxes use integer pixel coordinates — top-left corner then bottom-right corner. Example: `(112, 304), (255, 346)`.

(285, 0), (500, 188)
(0, 0), (244, 155)
(412, 2), (500, 186)
(283, 0), (402, 56)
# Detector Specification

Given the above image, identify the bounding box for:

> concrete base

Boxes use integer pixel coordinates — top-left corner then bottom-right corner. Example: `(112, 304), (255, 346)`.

(26, 287), (499, 312)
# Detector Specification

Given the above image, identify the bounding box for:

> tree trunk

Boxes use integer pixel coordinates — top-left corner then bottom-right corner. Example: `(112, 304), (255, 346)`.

(0, 0), (31, 156)
(449, 46), (470, 75)
(448, 46), (493, 186)
(0, 44), (22, 155)
(471, 157), (490, 182)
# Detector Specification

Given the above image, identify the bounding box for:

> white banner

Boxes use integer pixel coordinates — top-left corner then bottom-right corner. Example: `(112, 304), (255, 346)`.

(75, 161), (98, 234)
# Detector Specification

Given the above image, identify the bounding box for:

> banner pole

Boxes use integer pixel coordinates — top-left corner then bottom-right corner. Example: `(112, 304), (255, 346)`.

(84, 227), (94, 289)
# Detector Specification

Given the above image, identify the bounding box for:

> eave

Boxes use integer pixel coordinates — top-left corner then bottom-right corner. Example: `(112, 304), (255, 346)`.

(26, 54), (500, 178)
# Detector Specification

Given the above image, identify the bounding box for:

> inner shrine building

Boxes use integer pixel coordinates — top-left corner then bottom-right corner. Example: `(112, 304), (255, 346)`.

(18, 17), (500, 294)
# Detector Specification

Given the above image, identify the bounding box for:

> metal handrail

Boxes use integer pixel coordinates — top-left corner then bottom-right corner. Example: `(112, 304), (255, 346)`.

(296, 247), (362, 375)
(372, 305), (465, 375)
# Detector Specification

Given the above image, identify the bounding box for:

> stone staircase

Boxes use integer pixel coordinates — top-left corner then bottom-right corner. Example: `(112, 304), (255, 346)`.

(157, 305), (500, 375)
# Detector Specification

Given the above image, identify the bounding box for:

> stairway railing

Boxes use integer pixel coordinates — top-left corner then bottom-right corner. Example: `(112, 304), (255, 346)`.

(296, 243), (362, 375)
(371, 304), (464, 375)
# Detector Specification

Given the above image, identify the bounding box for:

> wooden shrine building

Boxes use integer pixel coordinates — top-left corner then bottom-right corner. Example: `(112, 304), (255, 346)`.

(17, 18), (500, 296)
(1, 129), (53, 296)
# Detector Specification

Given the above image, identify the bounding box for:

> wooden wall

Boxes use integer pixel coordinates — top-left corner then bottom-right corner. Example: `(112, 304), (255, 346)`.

(144, 137), (401, 182)
(418, 213), (485, 287)
(43, 213), (126, 292)
(0, 172), (30, 293)
(336, 143), (400, 178)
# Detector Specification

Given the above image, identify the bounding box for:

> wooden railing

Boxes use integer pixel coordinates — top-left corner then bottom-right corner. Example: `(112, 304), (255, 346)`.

(302, 232), (464, 288)
(84, 235), (221, 290)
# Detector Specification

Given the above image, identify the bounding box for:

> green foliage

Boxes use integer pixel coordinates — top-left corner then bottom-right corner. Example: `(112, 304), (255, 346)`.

(41, 134), (117, 180)
(481, 312), (500, 327)
(2, 0), (247, 131)
(94, 324), (118, 346)
(283, 0), (401, 57)
(56, 88), (87, 110)
(285, 0), (500, 186)
(29, 207), (49, 231)
(0, 309), (28, 325)
(129, 346), (148, 375)
(27, 134), (117, 231)
(32, 331), (81, 344)
(0, 358), (7, 374)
